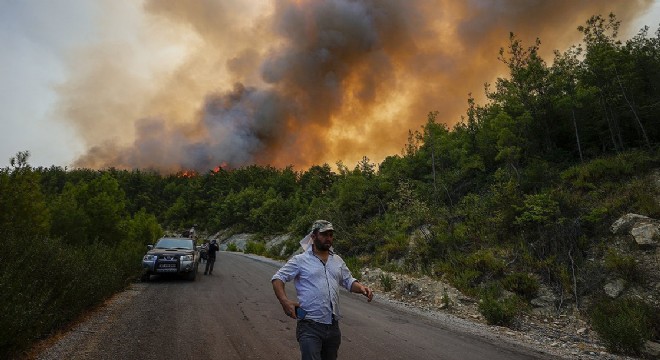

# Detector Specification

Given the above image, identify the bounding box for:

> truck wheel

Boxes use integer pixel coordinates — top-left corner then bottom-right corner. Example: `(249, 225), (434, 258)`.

(186, 266), (197, 281)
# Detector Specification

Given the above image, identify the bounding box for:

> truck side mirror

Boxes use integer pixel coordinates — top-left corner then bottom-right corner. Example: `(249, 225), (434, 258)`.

(147, 244), (153, 250)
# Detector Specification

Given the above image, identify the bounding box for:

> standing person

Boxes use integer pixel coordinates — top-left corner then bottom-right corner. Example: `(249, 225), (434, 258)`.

(204, 239), (219, 275)
(200, 240), (210, 263)
(271, 220), (373, 360)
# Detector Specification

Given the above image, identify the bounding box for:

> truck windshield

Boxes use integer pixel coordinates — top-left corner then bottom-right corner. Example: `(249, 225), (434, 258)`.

(154, 238), (194, 250)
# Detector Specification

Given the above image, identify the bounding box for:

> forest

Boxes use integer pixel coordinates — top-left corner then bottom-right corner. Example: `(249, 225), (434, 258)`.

(1, 14), (659, 358)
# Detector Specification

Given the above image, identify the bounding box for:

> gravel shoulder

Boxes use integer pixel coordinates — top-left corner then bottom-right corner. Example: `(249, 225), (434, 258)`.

(353, 268), (644, 360)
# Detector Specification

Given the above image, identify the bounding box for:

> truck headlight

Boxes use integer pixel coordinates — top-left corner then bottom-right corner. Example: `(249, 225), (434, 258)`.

(181, 255), (193, 261)
(143, 255), (158, 261)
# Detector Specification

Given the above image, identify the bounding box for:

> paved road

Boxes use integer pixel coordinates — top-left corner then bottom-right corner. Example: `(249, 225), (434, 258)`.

(36, 252), (557, 360)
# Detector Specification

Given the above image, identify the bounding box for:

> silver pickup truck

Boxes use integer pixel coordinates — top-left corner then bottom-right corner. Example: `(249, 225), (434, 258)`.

(141, 237), (200, 281)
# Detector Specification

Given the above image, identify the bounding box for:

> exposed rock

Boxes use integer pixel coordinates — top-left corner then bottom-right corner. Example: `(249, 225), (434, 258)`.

(360, 268), (384, 284)
(610, 213), (660, 249)
(409, 225), (431, 249)
(501, 290), (516, 299)
(458, 294), (477, 304)
(603, 279), (626, 298)
(265, 234), (293, 257)
(219, 233), (253, 251)
(611, 213), (651, 234)
(642, 340), (660, 359)
(265, 234), (290, 248)
(531, 284), (558, 308)
(399, 281), (422, 298)
(630, 222), (660, 248)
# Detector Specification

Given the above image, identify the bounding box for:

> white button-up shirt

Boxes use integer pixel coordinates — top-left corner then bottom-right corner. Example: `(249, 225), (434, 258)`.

(272, 246), (357, 324)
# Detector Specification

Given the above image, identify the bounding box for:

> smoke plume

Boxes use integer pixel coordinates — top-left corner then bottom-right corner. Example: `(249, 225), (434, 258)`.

(61, 0), (654, 172)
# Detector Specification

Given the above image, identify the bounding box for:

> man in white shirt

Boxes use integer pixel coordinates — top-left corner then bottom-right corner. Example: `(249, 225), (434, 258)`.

(272, 220), (373, 360)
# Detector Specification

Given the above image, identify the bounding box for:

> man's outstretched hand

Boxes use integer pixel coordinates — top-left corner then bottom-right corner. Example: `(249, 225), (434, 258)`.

(352, 282), (374, 302)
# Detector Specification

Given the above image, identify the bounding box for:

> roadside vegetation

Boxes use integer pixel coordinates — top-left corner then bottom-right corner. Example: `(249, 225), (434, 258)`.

(1, 14), (659, 358)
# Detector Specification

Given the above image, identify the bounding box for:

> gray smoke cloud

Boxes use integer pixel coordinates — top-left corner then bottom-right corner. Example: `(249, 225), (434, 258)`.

(65, 0), (654, 172)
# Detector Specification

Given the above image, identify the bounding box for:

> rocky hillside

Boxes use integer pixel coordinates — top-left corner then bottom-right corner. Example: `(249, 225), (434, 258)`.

(355, 210), (659, 359)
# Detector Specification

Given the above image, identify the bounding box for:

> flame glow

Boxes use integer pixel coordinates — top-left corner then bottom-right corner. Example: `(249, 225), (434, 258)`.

(59, 0), (654, 172)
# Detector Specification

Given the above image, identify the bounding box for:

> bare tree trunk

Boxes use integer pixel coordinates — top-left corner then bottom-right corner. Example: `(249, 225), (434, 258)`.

(556, 285), (565, 316)
(510, 162), (520, 182)
(568, 248), (579, 310)
(441, 181), (453, 208)
(608, 103), (625, 151)
(571, 107), (584, 163)
(600, 93), (620, 153)
(615, 68), (651, 149)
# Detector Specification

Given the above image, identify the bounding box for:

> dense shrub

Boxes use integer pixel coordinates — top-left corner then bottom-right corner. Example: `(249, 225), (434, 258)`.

(603, 249), (640, 283)
(127, 209), (164, 246)
(0, 153), (51, 238)
(451, 269), (482, 295)
(478, 292), (522, 327)
(379, 273), (394, 292)
(281, 237), (303, 258)
(502, 272), (539, 300)
(560, 151), (654, 190)
(267, 241), (286, 259)
(466, 249), (507, 275)
(337, 218), (388, 257)
(377, 232), (409, 263)
(343, 256), (363, 281)
(623, 176), (660, 218)
(590, 297), (656, 355)
(245, 241), (267, 256)
(0, 233), (143, 358)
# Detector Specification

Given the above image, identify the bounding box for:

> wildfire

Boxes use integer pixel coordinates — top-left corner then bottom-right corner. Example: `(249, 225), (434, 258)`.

(177, 170), (198, 178)
(212, 162), (230, 173)
(175, 163), (229, 177)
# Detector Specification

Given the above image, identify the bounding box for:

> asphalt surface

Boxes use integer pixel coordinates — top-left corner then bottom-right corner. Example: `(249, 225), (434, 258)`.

(35, 252), (558, 360)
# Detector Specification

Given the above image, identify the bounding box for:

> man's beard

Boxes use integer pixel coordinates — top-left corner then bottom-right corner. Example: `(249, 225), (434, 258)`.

(314, 238), (332, 251)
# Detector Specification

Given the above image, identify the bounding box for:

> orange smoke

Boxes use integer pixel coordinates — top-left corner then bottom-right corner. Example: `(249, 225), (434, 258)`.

(61, 0), (655, 173)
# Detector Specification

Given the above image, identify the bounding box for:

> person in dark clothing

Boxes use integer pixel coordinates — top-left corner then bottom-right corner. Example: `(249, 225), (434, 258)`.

(200, 240), (209, 263)
(204, 239), (220, 275)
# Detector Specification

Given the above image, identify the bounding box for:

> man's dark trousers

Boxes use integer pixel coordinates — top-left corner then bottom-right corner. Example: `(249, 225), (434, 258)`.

(296, 319), (341, 360)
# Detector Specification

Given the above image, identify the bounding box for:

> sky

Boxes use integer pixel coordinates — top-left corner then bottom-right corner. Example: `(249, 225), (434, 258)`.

(2, 0), (659, 173)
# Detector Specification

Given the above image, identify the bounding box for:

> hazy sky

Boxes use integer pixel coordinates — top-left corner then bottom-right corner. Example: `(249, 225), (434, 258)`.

(2, 0), (659, 172)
